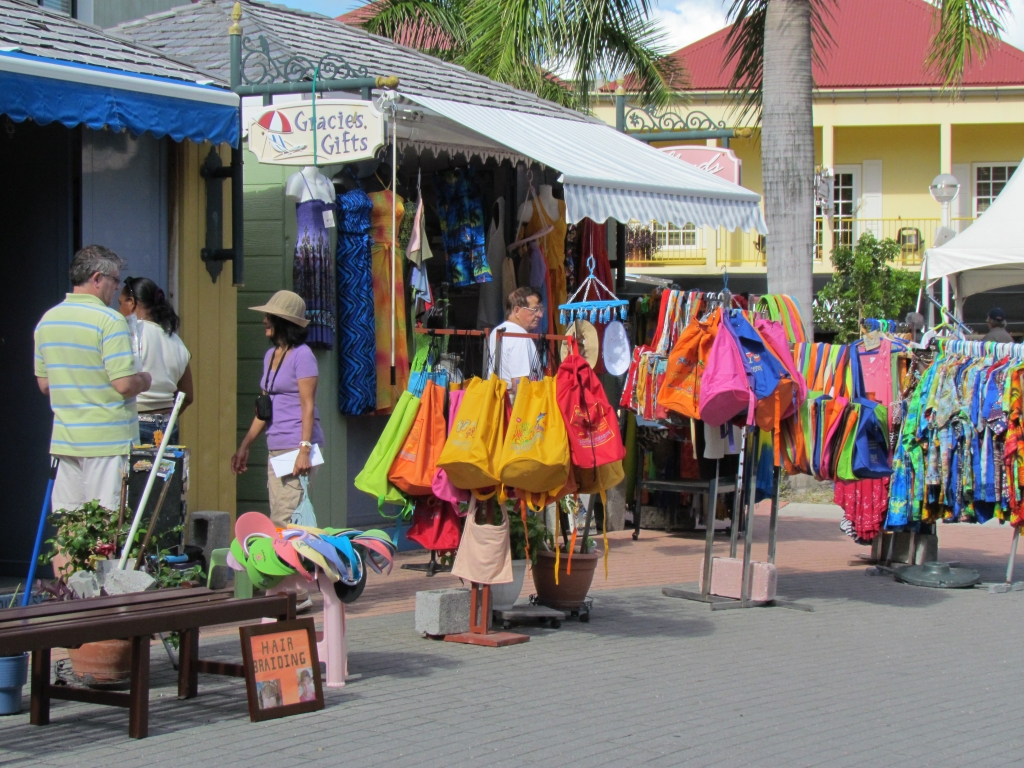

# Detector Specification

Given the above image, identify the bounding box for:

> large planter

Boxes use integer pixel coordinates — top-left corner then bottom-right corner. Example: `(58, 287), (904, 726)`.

(489, 559), (528, 610)
(0, 653), (28, 715)
(532, 550), (600, 610)
(67, 639), (132, 686)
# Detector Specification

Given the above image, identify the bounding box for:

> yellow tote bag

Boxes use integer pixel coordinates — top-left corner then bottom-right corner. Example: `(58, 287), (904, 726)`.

(498, 376), (570, 497)
(436, 375), (507, 492)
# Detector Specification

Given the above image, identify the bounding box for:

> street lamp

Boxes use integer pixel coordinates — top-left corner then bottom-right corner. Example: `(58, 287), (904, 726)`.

(929, 173), (960, 228)
(927, 173), (961, 324)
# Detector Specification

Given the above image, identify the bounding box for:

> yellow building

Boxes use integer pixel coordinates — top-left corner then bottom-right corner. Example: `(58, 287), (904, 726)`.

(595, 0), (1024, 285)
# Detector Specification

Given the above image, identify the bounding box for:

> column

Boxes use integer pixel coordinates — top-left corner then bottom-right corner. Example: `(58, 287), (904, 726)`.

(940, 122), (952, 175)
(820, 124), (834, 263)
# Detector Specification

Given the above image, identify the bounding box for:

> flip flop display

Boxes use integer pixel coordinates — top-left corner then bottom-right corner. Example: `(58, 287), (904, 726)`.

(227, 514), (397, 595)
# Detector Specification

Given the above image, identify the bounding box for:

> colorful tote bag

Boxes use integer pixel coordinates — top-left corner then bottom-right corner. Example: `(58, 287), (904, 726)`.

(700, 312), (754, 427)
(436, 375), (508, 493)
(354, 389), (420, 509)
(389, 379), (447, 496)
(498, 376), (570, 497)
(657, 307), (720, 419)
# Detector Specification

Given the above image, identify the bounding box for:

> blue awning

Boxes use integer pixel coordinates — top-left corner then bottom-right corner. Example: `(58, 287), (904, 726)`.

(0, 51), (239, 147)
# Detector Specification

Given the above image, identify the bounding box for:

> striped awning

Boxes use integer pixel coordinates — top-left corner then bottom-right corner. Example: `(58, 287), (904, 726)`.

(404, 95), (766, 233)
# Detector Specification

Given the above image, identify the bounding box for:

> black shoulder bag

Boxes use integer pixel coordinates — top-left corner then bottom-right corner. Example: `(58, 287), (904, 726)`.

(255, 348), (287, 421)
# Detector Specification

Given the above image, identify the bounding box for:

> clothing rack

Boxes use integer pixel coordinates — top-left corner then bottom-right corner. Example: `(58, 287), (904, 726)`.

(888, 338), (1024, 592)
(660, 428), (812, 612)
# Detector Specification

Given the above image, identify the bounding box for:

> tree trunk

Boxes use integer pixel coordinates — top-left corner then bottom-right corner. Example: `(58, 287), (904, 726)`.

(762, 0), (815, 336)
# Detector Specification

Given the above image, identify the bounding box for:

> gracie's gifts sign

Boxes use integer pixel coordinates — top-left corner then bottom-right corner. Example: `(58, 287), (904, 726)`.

(249, 100), (385, 165)
(239, 618), (323, 721)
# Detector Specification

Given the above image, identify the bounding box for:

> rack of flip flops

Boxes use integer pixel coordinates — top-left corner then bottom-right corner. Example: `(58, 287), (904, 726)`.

(228, 512), (396, 687)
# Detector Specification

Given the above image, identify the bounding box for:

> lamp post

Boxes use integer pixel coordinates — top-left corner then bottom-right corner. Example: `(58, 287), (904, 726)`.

(928, 173), (961, 324)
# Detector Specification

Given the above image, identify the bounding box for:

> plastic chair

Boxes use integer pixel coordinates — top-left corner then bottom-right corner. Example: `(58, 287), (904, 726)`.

(206, 548), (252, 599)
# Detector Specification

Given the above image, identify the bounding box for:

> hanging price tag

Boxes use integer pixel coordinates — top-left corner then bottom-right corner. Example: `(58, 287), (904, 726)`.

(322, 209), (336, 229)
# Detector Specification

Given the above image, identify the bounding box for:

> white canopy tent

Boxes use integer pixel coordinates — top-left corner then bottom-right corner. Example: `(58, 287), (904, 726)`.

(924, 160), (1024, 300)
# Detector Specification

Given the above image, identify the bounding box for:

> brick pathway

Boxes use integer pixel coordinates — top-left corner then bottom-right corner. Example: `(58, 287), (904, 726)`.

(2, 507), (1022, 767)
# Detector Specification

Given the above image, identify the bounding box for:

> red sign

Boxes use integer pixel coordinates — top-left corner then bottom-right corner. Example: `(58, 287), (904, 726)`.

(660, 146), (742, 186)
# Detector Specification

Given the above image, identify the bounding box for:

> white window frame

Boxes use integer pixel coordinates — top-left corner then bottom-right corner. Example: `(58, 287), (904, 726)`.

(972, 162), (1018, 217)
(832, 164), (861, 248)
(652, 221), (701, 252)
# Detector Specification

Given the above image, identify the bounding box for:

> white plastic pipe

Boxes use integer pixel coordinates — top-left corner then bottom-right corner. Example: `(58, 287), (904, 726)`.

(117, 391), (186, 569)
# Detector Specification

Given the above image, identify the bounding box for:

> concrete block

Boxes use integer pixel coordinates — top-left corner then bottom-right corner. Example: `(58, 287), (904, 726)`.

(876, 531), (938, 565)
(415, 588), (470, 636)
(67, 570), (100, 599)
(102, 569), (156, 595)
(604, 481), (626, 532)
(699, 557), (777, 602)
(187, 511), (232, 587)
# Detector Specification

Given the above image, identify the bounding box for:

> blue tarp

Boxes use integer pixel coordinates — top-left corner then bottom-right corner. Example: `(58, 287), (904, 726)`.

(0, 54), (239, 147)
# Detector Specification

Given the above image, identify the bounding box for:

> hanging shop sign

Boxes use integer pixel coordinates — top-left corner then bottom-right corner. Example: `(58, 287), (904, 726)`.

(659, 145), (742, 186)
(239, 618), (324, 721)
(248, 100), (385, 166)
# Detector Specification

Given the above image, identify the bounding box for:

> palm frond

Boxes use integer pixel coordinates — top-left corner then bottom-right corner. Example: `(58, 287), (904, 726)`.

(926, 0), (1009, 90)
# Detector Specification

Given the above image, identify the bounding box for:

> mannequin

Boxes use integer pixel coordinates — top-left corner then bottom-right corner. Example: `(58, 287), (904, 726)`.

(286, 165), (335, 203)
(517, 184), (561, 225)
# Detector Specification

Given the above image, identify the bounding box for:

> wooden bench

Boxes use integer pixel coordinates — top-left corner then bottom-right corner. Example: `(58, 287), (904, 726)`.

(0, 588), (296, 738)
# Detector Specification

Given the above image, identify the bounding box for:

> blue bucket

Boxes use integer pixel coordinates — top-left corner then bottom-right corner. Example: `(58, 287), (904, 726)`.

(0, 653), (28, 715)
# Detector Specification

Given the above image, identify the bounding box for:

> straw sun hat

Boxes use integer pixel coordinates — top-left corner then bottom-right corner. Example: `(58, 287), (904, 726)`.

(249, 290), (309, 327)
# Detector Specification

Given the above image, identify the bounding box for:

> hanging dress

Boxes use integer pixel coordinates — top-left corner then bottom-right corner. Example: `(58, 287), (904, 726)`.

(528, 194), (568, 334)
(434, 168), (492, 288)
(369, 190), (409, 415)
(478, 197), (507, 329)
(335, 187), (377, 415)
(292, 178), (336, 348)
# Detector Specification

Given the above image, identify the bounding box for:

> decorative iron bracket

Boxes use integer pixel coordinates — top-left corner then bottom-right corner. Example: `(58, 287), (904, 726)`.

(613, 88), (750, 146)
(200, 147), (243, 284)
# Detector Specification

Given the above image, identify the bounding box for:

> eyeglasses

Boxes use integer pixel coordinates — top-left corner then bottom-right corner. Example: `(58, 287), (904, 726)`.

(519, 305), (543, 315)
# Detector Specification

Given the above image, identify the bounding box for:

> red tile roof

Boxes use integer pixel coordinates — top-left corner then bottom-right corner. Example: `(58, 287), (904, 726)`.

(336, 2), (453, 50)
(671, 0), (1024, 90)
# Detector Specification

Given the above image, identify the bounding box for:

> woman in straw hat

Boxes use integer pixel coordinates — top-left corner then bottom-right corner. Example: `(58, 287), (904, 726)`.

(231, 291), (325, 535)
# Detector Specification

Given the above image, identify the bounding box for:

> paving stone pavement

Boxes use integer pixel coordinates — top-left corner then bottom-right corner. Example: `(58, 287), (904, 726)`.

(2, 509), (1023, 767)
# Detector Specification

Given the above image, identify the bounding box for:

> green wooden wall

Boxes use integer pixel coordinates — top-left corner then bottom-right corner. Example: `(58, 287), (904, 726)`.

(238, 150), (356, 528)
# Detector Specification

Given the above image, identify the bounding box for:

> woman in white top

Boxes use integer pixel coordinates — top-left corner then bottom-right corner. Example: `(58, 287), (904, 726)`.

(118, 277), (193, 445)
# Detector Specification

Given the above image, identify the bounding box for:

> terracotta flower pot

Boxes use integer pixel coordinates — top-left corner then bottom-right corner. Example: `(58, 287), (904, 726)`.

(531, 549), (600, 610)
(67, 639), (132, 686)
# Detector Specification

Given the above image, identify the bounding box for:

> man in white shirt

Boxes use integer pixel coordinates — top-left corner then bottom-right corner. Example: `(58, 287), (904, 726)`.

(488, 287), (544, 393)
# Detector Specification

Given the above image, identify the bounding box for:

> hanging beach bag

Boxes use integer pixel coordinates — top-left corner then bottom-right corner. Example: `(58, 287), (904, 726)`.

(849, 349), (893, 478)
(556, 352), (626, 494)
(451, 498), (513, 585)
(699, 312), (754, 427)
(406, 495), (463, 552)
(354, 389), (420, 509)
(432, 388), (471, 507)
(498, 375), (570, 500)
(436, 375), (507, 493)
(657, 307), (720, 419)
(389, 379), (447, 496)
(290, 475), (317, 528)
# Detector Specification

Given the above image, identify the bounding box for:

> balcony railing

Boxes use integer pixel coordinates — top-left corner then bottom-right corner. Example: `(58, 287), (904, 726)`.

(625, 217), (976, 269)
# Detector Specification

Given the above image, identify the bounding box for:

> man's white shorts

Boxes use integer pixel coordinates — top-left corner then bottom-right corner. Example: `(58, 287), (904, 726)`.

(51, 454), (128, 513)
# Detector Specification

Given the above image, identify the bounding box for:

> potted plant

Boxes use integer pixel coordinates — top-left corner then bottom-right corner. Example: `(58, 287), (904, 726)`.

(531, 497), (601, 612)
(490, 505), (550, 611)
(38, 501), (202, 686)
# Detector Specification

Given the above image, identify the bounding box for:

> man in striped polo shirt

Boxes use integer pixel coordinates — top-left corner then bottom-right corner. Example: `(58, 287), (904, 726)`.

(35, 245), (152, 514)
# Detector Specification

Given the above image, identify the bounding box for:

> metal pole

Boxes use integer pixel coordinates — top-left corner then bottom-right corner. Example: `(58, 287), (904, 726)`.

(700, 460), (720, 597)
(767, 464), (781, 564)
(118, 392), (185, 569)
(615, 220), (627, 295)
(740, 429), (758, 604)
(614, 87), (626, 132)
(1006, 527), (1020, 585)
(22, 458), (59, 606)
(730, 428), (748, 559)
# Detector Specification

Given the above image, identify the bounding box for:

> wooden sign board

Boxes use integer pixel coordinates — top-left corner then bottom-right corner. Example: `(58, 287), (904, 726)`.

(239, 618), (324, 721)
(248, 100), (385, 166)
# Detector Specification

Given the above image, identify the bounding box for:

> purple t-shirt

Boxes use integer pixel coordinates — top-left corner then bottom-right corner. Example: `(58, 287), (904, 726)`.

(262, 344), (325, 451)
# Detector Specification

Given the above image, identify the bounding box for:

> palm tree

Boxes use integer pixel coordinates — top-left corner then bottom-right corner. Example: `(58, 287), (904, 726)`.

(725, 0), (1010, 334)
(361, 0), (682, 110)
